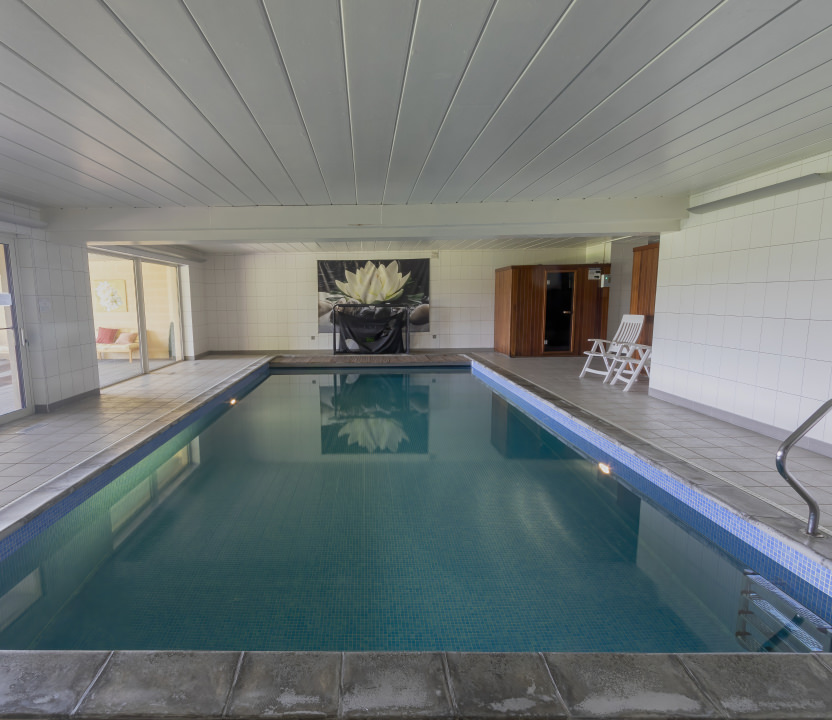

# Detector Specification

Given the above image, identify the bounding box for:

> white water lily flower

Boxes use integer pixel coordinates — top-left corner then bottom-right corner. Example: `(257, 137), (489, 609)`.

(335, 261), (411, 304)
(337, 418), (410, 452)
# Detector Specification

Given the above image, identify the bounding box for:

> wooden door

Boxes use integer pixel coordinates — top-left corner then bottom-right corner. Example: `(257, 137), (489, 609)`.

(630, 243), (660, 345)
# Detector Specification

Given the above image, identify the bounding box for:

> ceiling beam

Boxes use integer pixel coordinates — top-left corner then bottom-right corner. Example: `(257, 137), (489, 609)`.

(44, 198), (686, 247)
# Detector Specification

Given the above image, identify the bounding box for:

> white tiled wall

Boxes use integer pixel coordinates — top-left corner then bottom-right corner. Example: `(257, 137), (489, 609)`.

(196, 246), (593, 352)
(652, 150), (832, 445)
(180, 265), (209, 358)
(15, 235), (99, 408)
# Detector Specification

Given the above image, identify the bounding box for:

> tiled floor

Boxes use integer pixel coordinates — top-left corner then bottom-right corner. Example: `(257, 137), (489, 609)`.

(1, 351), (831, 539)
(474, 352), (832, 535)
(97, 358), (172, 387)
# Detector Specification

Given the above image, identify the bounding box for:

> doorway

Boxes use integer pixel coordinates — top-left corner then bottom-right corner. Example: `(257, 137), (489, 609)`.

(544, 271), (574, 352)
(89, 252), (183, 388)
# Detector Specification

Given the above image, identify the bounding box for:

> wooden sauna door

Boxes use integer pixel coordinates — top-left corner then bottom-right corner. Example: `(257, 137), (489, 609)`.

(630, 243), (660, 345)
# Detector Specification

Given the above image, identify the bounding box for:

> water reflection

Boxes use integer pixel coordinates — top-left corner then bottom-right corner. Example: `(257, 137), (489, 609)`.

(319, 373), (429, 454)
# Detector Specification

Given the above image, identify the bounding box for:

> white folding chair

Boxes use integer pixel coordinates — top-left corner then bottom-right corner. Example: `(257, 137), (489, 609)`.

(607, 343), (652, 392)
(579, 314), (645, 381)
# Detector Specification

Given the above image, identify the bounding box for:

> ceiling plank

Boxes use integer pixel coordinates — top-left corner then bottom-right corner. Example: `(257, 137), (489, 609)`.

(264, 0), (356, 205)
(0, 136), (154, 207)
(341, 0), (417, 205)
(185, 0), (331, 205)
(382, 0), (494, 205)
(21, 0), (260, 206)
(105, 0), (304, 205)
(0, 88), (189, 207)
(406, 0), (570, 205)
(522, 2), (832, 200)
(574, 63), (832, 197)
(437, 0), (716, 203)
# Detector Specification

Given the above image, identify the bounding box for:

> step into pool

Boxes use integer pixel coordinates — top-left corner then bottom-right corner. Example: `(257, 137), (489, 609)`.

(0, 369), (829, 653)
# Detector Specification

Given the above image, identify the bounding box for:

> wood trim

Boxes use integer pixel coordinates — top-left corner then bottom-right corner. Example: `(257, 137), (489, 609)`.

(630, 243), (660, 345)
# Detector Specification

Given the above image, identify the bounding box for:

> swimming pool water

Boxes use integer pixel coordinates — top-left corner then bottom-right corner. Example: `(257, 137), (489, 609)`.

(0, 370), (828, 652)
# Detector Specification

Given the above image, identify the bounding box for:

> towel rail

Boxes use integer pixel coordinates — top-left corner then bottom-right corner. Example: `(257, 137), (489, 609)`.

(775, 398), (832, 537)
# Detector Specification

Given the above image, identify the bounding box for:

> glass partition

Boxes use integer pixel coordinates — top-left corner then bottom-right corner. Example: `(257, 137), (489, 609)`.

(89, 253), (142, 387)
(140, 261), (182, 370)
(0, 245), (25, 417)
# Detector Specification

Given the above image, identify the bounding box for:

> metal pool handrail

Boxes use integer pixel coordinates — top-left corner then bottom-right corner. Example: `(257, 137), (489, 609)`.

(775, 398), (832, 537)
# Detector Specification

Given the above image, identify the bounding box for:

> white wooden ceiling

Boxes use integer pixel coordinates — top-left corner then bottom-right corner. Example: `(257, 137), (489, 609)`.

(1, 0), (832, 211)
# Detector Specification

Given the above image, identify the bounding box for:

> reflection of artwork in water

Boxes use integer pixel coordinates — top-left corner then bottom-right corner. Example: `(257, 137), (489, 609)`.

(317, 259), (430, 332)
(319, 373), (429, 454)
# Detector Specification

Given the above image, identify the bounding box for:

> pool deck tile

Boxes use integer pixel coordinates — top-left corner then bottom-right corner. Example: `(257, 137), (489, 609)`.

(678, 653), (832, 719)
(75, 650), (240, 718)
(543, 653), (722, 719)
(0, 651), (829, 719)
(0, 650), (110, 717)
(340, 652), (455, 719)
(445, 652), (568, 719)
(226, 651), (341, 719)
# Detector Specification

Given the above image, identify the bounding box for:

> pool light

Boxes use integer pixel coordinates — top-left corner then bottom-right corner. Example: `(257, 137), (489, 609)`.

(598, 462), (611, 474)
(229, 399), (237, 405)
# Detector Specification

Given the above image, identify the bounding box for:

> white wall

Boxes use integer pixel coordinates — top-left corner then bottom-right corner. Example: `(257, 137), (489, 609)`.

(652, 150), (832, 447)
(196, 246), (595, 352)
(180, 265), (209, 359)
(15, 235), (99, 408)
(606, 237), (649, 338)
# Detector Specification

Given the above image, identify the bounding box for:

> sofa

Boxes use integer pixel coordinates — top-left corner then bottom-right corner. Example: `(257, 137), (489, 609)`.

(96, 328), (140, 362)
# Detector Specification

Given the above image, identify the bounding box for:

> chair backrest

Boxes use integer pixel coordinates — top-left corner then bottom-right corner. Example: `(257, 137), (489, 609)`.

(611, 314), (645, 345)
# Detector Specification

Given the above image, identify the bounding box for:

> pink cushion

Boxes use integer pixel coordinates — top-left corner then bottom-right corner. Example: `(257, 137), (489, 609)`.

(96, 327), (119, 344)
(115, 332), (138, 345)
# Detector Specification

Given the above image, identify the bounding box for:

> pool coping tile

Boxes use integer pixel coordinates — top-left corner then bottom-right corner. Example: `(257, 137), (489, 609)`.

(340, 652), (455, 719)
(445, 652), (568, 719)
(75, 650), (240, 718)
(543, 652), (722, 719)
(226, 651), (341, 719)
(0, 651), (830, 719)
(677, 653), (832, 719)
(0, 650), (110, 718)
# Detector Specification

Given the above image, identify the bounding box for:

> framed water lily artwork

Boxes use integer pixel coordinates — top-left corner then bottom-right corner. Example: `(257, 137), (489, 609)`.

(317, 258), (430, 332)
(92, 279), (128, 313)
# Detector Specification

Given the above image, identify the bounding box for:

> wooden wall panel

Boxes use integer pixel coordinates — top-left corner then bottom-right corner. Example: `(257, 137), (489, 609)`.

(494, 267), (512, 355)
(630, 243), (659, 345)
(511, 265), (543, 356)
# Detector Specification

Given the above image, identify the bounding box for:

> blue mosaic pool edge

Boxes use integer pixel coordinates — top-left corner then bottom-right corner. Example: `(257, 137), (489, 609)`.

(0, 363), (271, 562)
(470, 360), (832, 621)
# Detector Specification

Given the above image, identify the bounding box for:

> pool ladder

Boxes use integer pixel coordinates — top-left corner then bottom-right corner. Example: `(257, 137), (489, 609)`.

(775, 398), (832, 537)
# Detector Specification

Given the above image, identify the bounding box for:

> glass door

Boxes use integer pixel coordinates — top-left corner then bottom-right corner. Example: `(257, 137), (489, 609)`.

(139, 261), (183, 371)
(0, 242), (28, 420)
(88, 252), (142, 388)
(543, 271), (574, 352)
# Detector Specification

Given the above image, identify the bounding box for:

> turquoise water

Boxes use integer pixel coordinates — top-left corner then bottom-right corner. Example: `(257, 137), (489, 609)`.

(0, 370), (826, 652)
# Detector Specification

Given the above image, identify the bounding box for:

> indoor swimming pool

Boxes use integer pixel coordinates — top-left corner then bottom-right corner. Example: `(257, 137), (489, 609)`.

(0, 367), (829, 653)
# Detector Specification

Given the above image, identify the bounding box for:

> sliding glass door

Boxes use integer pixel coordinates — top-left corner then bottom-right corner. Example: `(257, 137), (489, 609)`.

(0, 241), (29, 421)
(89, 253), (143, 387)
(89, 252), (183, 388)
(139, 261), (183, 372)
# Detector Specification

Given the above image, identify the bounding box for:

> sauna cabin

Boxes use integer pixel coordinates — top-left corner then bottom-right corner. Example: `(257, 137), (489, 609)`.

(494, 264), (610, 357)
